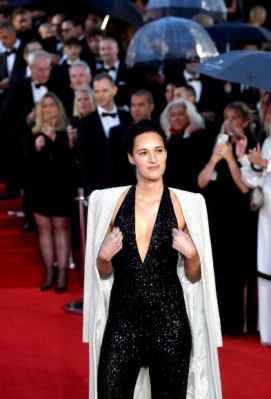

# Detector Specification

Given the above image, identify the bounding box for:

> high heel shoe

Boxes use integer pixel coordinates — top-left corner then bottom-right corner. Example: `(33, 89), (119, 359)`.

(39, 269), (58, 291)
(55, 285), (67, 293)
(55, 273), (68, 293)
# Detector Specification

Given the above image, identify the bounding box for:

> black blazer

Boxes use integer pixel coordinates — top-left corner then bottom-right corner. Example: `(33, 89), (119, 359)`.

(0, 43), (26, 114)
(105, 121), (137, 188)
(78, 108), (132, 196)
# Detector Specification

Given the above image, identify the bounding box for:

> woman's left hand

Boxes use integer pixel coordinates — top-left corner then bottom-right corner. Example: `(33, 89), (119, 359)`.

(172, 228), (197, 259)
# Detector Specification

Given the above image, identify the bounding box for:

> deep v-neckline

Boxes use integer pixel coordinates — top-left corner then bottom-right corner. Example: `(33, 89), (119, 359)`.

(133, 186), (165, 265)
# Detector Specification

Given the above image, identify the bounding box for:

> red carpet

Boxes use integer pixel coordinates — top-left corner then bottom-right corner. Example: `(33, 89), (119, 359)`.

(0, 183), (270, 398)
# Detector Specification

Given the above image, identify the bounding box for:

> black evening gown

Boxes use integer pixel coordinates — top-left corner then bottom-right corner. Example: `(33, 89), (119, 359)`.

(98, 185), (192, 399)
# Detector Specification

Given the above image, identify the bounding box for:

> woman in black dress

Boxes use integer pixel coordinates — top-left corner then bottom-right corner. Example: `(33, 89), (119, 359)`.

(198, 101), (258, 336)
(25, 92), (74, 292)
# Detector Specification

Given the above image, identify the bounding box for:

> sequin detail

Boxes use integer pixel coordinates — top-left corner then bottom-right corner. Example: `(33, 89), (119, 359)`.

(98, 185), (192, 399)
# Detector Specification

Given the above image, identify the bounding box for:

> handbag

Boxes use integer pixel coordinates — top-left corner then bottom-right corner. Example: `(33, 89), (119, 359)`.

(249, 170), (266, 212)
(250, 186), (264, 212)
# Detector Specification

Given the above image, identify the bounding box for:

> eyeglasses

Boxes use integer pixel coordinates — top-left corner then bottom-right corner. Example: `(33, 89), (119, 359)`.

(62, 29), (71, 33)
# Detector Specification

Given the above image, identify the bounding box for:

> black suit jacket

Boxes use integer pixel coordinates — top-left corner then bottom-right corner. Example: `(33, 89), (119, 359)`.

(78, 108), (132, 196)
(0, 43), (26, 114)
(105, 121), (137, 188)
(175, 70), (222, 118)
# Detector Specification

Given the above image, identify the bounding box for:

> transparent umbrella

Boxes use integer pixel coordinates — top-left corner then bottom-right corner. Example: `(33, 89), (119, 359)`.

(146, 0), (227, 24)
(125, 16), (219, 68)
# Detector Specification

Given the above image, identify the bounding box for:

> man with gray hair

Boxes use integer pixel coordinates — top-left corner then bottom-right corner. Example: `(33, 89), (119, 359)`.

(61, 60), (92, 117)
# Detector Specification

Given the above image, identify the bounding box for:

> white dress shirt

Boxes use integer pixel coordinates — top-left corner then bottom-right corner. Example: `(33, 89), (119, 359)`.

(97, 104), (120, 138)
(102, 59), (119, 82)
(183, 69), (202, 103)
(31, 80), (48, 104)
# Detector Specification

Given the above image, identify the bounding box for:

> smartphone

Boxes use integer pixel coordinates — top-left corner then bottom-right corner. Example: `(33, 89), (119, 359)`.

(217, 133), (229, 144)
(228, 124), (242, 140)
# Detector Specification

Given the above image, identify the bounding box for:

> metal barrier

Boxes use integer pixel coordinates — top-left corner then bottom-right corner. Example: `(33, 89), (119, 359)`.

(64, 187), (88, 314)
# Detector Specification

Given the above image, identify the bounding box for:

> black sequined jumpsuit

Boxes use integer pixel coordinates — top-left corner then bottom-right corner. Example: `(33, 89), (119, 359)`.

(98, 186), (192, 399)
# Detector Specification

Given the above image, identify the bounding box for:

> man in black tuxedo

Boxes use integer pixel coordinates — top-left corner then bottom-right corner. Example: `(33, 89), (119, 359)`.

(95, 36), (131, 108)
(0, 19), (26, 115)
(78, 72), (132, 196)
(105, 89), (155, 188)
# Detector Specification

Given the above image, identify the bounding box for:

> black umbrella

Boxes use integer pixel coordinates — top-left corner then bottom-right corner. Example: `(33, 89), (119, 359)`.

(191, 50), (271, 92)
(125, 16), (218, 68)
(205, 22), (271, 44)
(146, 0), (227, 23)
(80, 0), (143, 27)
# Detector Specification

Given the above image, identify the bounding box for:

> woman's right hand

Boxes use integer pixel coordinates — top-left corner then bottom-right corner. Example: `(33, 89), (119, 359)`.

(35, 135), (46, 152)
(97, 227), (123, 264)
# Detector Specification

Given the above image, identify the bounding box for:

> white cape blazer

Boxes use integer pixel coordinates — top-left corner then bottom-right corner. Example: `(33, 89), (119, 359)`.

(83, 186), (223, 399)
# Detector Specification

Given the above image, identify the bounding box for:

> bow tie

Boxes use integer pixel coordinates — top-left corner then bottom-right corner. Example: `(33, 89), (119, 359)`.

(103, 65), (116, 72)
(34, 82), (47, 89)
(101, 112), (117, 118)
(5, 48), (17, 56)
(188, 76), (200, 82)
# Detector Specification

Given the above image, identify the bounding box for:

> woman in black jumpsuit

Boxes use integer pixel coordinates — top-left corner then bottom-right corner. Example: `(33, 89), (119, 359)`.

(97, 120), (200, 399)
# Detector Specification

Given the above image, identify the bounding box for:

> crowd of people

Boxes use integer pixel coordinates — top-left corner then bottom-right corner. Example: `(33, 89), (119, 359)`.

(0, 0), (270, 361)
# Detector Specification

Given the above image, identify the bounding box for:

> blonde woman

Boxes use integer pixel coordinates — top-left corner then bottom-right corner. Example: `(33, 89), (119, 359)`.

(25, 92), (74, 293)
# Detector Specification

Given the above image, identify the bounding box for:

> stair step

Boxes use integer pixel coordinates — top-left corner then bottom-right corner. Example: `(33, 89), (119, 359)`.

(0, 246), (43, 265)
(0, 230), (39, 248)
(0, 214), (26, 231)
(0, 198), (22, 214)
(0, 265), (83, 288)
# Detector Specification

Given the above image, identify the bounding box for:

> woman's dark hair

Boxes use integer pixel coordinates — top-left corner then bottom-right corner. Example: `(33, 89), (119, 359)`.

(125, 119), (168, 155)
